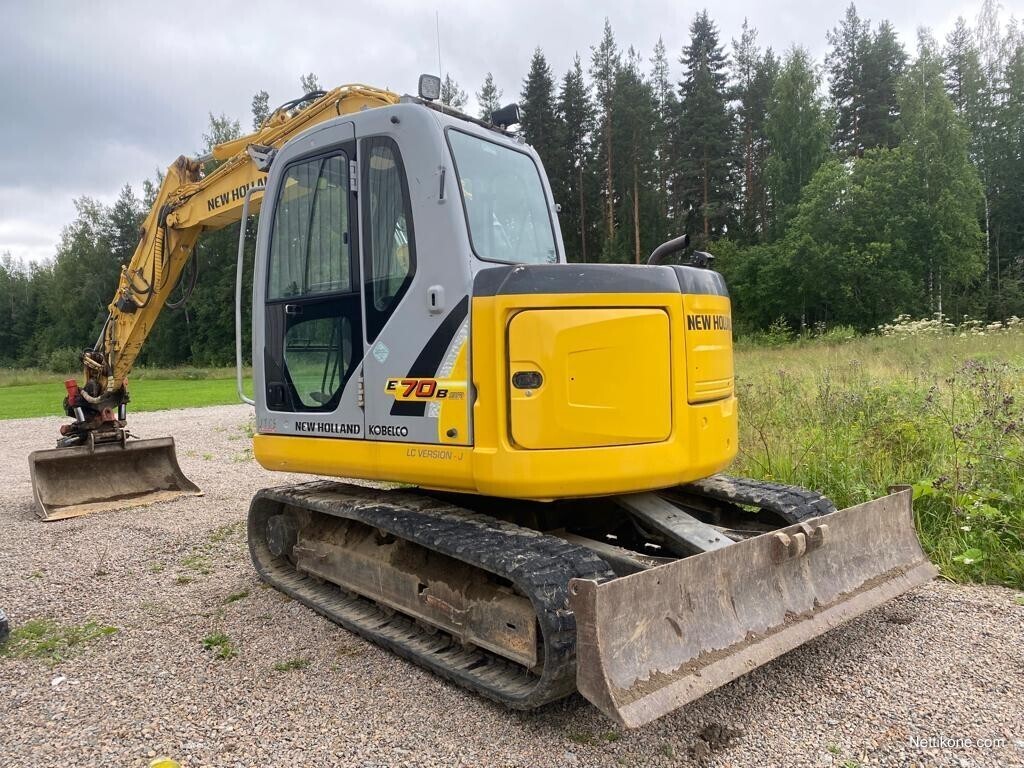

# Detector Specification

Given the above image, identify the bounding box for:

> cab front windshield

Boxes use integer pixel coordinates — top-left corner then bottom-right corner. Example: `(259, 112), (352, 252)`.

(448, 130), (557, 264)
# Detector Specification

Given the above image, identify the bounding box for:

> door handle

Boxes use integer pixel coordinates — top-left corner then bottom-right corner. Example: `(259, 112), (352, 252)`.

(284, 304), (303, 316)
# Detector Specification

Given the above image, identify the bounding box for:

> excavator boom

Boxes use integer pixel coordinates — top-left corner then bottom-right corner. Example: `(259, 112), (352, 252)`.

(29, 85), (399, 520)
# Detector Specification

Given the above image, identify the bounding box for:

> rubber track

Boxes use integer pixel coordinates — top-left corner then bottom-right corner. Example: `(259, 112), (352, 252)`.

(680, 474), (838, 523)
(248, 480), (615, 710)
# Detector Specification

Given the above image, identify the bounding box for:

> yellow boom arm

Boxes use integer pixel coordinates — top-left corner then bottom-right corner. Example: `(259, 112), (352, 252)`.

(87, 85), (398, 401)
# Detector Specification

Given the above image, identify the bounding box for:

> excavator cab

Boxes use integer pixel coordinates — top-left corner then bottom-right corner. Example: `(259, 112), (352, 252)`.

(248, 102), (740, 494)
(31, 82), (936, 726)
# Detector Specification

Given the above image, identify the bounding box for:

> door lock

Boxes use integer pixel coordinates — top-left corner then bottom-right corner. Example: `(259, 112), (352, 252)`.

(427, 285), (445, 314)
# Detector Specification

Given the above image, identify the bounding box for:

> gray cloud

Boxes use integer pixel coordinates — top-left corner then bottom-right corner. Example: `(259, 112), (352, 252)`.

(0, 0), (996, 262)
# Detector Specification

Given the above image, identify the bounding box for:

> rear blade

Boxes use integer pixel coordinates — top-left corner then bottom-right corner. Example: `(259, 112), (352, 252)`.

(28, 437), (202, 521)
(569, 488), (936, 728)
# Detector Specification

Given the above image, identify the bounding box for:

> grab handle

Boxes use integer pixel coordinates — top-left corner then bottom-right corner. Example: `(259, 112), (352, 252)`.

(235, 185), (261, 406)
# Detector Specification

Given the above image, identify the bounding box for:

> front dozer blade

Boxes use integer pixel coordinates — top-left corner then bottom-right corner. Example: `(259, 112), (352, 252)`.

(28, 437), (201, 521)
(569, 488), (936, 728)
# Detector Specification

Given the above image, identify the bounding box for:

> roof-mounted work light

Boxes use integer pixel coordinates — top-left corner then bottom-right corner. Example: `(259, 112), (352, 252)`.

(418, 74), (441, 101)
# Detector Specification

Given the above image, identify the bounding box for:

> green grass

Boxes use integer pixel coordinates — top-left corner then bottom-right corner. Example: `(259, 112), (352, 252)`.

(0, 370), (253, 420)
(272, 657), (310, 672)
(0, 618), (117, 663)
(181, 553), (213, 576)
(207, 522), (244, 545)
(733, 327), (1024, 589)
(201, 632), (237, 660)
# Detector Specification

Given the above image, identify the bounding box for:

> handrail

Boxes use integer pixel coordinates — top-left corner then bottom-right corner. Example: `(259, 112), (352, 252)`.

(235, 185), (261, 406)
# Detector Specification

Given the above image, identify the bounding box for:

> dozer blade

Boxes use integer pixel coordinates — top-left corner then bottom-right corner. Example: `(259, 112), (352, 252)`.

(28, 437), (201, 521)
(569, 488), (936, 728)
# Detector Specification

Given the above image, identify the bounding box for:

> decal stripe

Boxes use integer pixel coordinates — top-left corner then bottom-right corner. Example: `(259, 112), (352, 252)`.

(390, 295), (469, 417)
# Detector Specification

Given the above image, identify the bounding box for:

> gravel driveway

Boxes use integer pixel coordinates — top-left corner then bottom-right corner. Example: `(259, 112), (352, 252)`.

(1, 405), (1021, 767)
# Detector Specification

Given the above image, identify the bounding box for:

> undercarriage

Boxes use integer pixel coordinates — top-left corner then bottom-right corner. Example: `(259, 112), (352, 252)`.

(246, 476), (934, 726)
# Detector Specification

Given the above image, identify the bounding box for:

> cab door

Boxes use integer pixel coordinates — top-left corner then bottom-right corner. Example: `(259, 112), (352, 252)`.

(261, 127), (365, 439)
(358, 133), (471, 447)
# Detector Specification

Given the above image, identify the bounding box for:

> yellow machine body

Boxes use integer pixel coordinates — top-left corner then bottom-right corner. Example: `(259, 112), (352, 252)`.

(254, 291), (737, 498)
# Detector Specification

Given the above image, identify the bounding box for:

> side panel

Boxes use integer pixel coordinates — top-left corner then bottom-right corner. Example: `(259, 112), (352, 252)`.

(682, 294), (734, 404)
(468, 290), (737, 498)
(507, 308), (672, 449)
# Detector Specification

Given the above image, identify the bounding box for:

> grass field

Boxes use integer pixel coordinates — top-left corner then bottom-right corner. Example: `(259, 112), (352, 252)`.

(0, 367), (253, 420)
(2, 327), (1021, 588)
(732, 326), (1023, 589)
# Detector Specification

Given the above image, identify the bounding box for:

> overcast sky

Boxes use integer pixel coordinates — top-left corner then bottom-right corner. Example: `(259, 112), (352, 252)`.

(0, 0), (1014, 263)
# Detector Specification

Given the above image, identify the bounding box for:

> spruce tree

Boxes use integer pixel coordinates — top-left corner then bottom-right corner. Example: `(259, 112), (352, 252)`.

(650, 37), (678, 225)
(944, 18), (987, 130)
(827, 3), (870, 154)
(476, 72), (503, 120)
(731, 20), (778, 242)
(251, 90), (270, 131)
(108, 185), (142, 266)
(611, 48), (659, 263)
(590, 19), (621, 255)
(440, 74), (468, 109)
(860, 21), (906, 150)
(556, 55), (596, 262)
(827, 5), (906, 155)
(520, 48), (559, 167)
(676, 10), (734, 243)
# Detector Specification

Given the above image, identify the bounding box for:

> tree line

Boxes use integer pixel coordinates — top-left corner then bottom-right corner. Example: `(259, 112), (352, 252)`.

(1, 2), (1022, 370)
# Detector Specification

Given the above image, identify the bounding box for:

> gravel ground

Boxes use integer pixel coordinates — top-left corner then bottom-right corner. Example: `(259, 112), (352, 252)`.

(0, 404), (1021, 768)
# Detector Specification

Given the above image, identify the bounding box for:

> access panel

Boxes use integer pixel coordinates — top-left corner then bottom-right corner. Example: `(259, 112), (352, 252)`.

(507, 308), (672, 449)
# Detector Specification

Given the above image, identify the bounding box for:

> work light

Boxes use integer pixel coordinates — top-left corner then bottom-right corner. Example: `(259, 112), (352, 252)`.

(418, 74), (441, 101)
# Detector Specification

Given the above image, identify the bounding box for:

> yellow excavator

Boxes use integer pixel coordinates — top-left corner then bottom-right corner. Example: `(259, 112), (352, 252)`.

(27, 77), (936, 727)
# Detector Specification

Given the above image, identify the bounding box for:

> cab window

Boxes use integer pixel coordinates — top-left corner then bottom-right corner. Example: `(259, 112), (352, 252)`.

(447, 129), (557, 265)
(267, 153), (351, 300)
(362, 136), (416, 341)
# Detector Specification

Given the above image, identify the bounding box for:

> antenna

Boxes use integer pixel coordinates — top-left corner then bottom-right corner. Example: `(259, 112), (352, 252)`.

(436, 10), (443, 79)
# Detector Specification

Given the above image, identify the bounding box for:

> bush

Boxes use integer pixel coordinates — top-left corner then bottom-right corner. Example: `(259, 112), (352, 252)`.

(45, 346), (81, 374)
(736, 316), (795, 349)
(814, 324), (858, 345)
